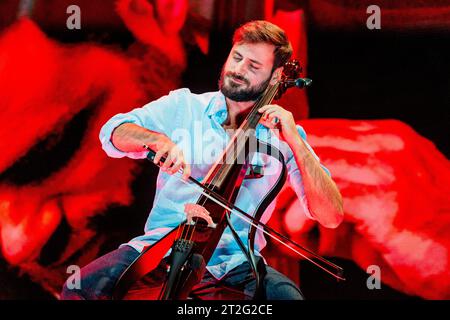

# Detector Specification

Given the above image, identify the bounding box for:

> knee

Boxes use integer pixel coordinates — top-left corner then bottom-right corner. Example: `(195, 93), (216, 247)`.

(60, 281), (85, 300)
(265, 281), (304, 300)
(263, 273), (305, 300)
(60, 275), (114, 300)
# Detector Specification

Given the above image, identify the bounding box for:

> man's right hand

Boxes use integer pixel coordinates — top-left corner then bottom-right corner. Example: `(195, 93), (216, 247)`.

(111, 123), (191, 180)
(152, 135), (191, 180)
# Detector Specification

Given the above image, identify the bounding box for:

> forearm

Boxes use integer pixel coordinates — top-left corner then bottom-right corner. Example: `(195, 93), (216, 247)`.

(110, 122), (164, 153)
(289, 135), (344, 228)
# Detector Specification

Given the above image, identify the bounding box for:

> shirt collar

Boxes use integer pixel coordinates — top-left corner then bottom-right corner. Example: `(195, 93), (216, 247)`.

(207, 91), (228, 124)
(207, 91), (269, 136)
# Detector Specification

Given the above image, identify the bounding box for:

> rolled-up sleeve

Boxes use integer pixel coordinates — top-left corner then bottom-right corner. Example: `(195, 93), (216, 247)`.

(99, 88), (188, 159)
(286, 125), (331, 220)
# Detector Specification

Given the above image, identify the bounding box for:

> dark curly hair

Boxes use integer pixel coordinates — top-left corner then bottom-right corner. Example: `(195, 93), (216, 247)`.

(232, 20), (293, 70)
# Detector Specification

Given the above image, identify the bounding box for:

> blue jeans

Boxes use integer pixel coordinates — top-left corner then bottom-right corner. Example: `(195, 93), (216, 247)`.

(60, 245), (304, 300)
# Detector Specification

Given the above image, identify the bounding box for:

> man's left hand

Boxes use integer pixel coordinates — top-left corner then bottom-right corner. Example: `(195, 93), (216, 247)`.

(258, 104), (298, 145)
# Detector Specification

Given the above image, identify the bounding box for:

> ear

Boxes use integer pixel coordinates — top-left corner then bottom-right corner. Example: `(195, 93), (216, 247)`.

(270, 67), (283, 85)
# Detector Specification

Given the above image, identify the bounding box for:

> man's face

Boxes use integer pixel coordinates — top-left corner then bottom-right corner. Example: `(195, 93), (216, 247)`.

(219, 42), (277, 102)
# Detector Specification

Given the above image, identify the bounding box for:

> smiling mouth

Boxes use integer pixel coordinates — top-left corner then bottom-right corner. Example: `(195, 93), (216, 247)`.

(231, 77), (244, 83)
(226, 74), (247, 85)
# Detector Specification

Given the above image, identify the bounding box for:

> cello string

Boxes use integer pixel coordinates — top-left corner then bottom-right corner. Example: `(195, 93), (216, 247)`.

(175, 174), (345, 280)
(143, 144), (344, 279)
(172, 139), (344, 279)
(196, 82), (278, 207)
(173, 82), (281, 243)
(186, 86), (271, 240)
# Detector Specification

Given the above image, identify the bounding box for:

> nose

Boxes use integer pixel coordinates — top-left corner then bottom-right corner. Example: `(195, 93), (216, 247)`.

(233, 59), (248, 76)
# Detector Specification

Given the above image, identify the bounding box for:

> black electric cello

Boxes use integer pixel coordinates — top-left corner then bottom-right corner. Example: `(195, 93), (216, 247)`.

(113, 61), (344, 300)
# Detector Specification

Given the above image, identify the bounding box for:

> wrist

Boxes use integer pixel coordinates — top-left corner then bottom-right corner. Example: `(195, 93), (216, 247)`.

(287, 133), (309, 159)
(145, 131), (167, 150)
(148, 131), (173, 151)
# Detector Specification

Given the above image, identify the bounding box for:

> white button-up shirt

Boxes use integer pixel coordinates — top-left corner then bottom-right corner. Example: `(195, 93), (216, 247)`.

(99, 88), (330, 279)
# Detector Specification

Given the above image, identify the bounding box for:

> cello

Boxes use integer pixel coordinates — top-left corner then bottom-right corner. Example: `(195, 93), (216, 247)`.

(113, 60), (344, 300)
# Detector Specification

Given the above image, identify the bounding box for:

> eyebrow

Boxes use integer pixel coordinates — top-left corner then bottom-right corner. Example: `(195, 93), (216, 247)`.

(233, 50), (263, 66)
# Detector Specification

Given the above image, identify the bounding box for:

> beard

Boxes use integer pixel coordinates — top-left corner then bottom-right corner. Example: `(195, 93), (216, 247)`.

(219, 68), (271, 102)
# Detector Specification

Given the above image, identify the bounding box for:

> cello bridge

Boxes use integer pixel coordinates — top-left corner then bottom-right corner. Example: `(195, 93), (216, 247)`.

(184, 203), (217, 228)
